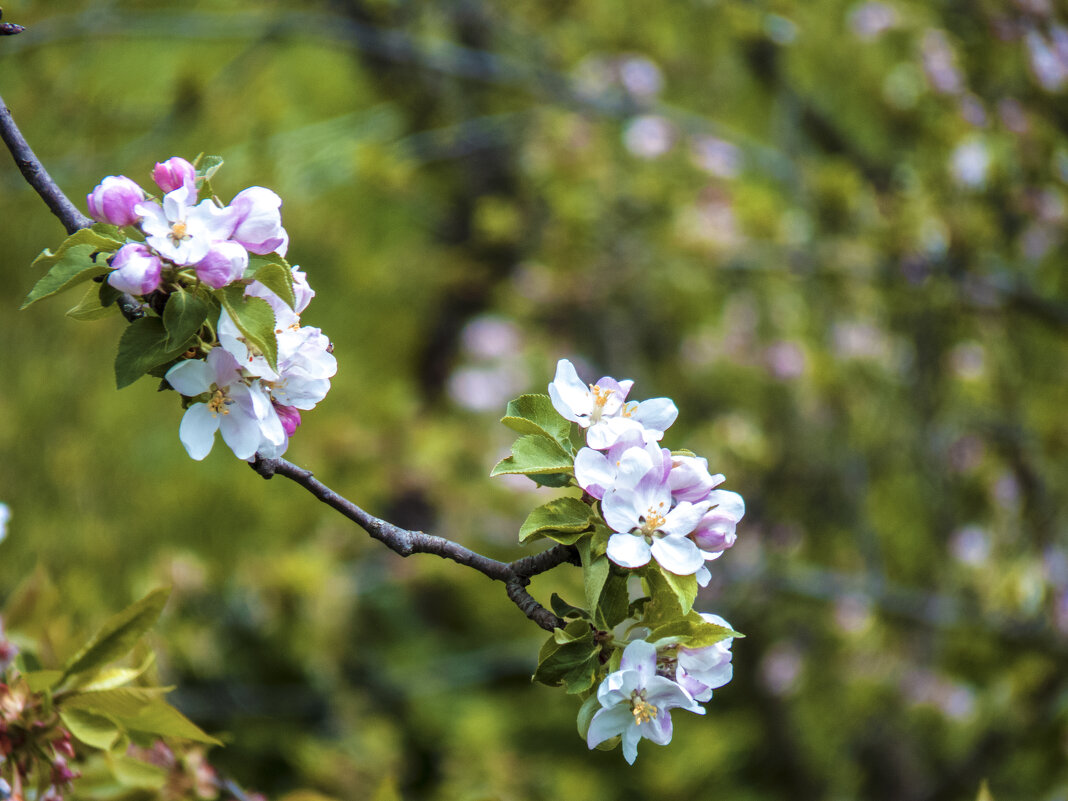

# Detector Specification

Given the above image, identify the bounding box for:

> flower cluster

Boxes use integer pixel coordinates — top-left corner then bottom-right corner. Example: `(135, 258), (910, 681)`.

(550, 359), (745, 582)
(586, 629), (734, 763)
(495, 359), (744, 763)
(77, 157), (336, 461)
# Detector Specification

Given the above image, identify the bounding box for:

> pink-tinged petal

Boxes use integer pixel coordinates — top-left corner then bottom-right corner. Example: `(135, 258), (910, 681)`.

(178, 403), (220, 461)
(194, 241), (247, 289)
(638, 707), (674, 745)
(107, 244), (162, 296)
(645, 675), (704, 714)
(548, 358), (591, 421)
(596, 668), (638, 707)
(152, 157), (196, 193)
(669, 455), (725, 502)
(613, 446), (655, 491)
(87, 176), (145, 226)
(587, 705), (632, 750)
(274, 404), (301, 436)
(165, 359), (215, 396)
(574, 447), (612, 498)
(587, 416), (645, 450)
(601, 488), (640, 534)
(607, 533), (651, 568)
(651, 534), (705, 575)
(694, 518), (737, 552)
(227, 187), (287, 254)
(619, 639), (658, 684)
(707, 489), (745, 522)
(662, 500), (710, 538)
(206, 346), (244, 387)
(630, 397), (678, 435)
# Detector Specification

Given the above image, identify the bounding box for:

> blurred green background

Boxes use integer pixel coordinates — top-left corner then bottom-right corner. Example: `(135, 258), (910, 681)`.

(2, 1), (1068, 799)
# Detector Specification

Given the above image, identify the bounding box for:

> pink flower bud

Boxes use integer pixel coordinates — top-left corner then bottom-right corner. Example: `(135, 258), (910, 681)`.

(194, 241), (248, 289)
(107, 243), (163, 296)
(152, 157), (196, 193)
(224, 187), (288, 255)
(274, 403), (302, 436)
(86, 176), (145, 226)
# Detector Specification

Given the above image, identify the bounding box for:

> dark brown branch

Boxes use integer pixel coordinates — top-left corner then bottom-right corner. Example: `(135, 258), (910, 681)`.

(251, 456), (573, 632)
(0, 83), (572, 633)
(0, 90), (93, 235)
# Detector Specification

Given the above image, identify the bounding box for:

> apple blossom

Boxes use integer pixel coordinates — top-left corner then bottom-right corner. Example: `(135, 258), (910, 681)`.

(107, 243), (163, 296)
(675, 613), (734, 702)
(152, 156), (196, 193)
(694, 490), (745, 555)
(669, 454), (725, 503)
(194, 241), (248, 289)
(86, 175), (145, 227)
(137, 183), (231, 266)
(223, 186), (288, 256)
(586, 639), (704, 764)
(0, 502), (10, 544)
(165, 348), (284, 461)
(602, 466), (709, 574)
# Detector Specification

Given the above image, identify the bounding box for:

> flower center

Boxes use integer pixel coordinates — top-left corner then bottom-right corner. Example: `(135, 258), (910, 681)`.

(639, 502), (668, 537)
(207, 388), (231, 416)
(169, 220), (190, 245)
(588, 383), (615, 422)
(630, 690), (659, 725)
(621, 401), (638, 418)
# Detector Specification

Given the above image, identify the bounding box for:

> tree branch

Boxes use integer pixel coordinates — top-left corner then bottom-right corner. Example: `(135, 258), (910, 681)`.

(0, 78), (574, 634)
(251, 456), (574, 632)
(0, 90), (93, 235)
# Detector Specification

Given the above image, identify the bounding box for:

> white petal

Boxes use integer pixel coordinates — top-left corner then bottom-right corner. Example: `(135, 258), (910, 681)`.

(621, 723), (642, 764)
(619, 640), (658, 684)
(631, 397), (678, 433)
(219, 409), (263, 460)
(707, 490), (745, 522)
(574, 448), (613, 497)
(606, 532), (651, 569)
(178, 404), (219, 460)
(651, 535), (705, 575)
(662, 500), (711, 537)
(548, 359), (592, 419)
(166, 359), (214, 396)
(601, 489), (641, 535)
(586, 705), (632, 750)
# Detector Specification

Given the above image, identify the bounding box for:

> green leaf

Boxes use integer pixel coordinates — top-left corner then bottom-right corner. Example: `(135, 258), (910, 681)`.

(648, 617), (740, 649)
(532, 627), (600, 694)
(490, 434), (573, 479)
(65, 282), (114, 321)
(578, 537), (610, 615)
(107, 753), (169, 790)
(660, 568), (699, 614)
(60, 707), (121, 750)
(249, 256), (296, 310)
(220, 285), (277, 372)
(22, 234), (115, 309)
(63, 588), (170, 680)
(162, 287), (211, 347)
(68, 653), (156, 692)
(23, 670), (64, 692)
(195, 154), (224, 183)
(64, 688), (221, 745)
(519, 497), (594, 544)
(594, 572), (630, 630)
(501, 394), (572, 449)
(114, 318), (196, 389)
(576, 693), (602, 741)
(550, 593), (589, 621)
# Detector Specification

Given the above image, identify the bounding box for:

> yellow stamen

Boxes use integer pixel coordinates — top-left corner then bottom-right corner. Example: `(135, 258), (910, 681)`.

(170, 221), (189, 244)
(631, 695), (659, 725)
(207, 388), (230, 415)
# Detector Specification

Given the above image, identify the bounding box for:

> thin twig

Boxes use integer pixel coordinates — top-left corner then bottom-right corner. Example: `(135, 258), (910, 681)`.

(251, 456), (573, 632)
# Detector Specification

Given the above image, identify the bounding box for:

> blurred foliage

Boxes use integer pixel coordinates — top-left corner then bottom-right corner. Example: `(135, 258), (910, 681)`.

(2, 0), (1068, 799)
